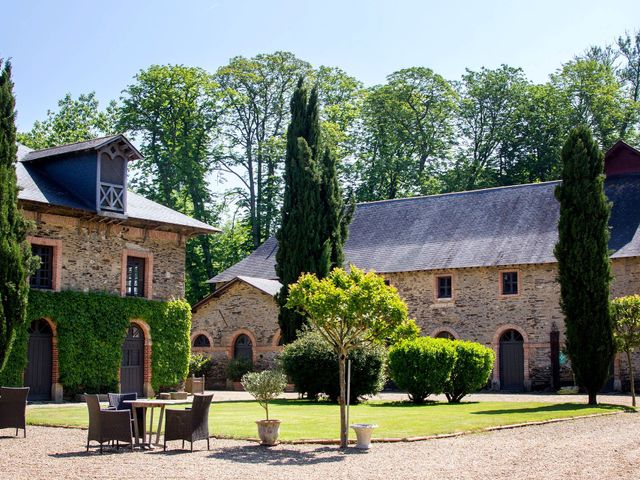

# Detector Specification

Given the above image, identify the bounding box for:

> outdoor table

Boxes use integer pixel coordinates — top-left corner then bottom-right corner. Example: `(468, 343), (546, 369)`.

(124, 399), (190, 449)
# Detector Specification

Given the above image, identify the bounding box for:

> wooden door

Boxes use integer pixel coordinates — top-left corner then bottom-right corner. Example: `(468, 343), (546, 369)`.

(25, 319), (53, 401)
(121, 325), (144, 395)
(499, 330), (524, 391)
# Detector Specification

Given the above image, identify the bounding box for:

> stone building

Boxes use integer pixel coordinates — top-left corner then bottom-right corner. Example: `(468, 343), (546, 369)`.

(13, 135), (217, 400)
(191, 141), (640, 391)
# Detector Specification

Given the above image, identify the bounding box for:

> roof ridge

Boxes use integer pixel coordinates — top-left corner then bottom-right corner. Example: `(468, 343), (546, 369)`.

(28, 134), (122, 154)
(356, 180), (561, 206)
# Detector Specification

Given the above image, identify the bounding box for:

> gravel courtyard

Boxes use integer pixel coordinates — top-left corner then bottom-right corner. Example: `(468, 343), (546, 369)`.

(1, 411), (639, 480)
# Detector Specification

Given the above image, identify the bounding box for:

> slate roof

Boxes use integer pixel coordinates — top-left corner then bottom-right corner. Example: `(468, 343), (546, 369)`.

(16, 143), (218, 234)
(209, 175), (640, 283)
(20, 135), (142, 162)
(193, 276), (282, 311)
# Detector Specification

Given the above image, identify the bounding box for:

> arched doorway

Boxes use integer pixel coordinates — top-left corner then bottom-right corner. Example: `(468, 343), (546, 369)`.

(233, 334), (253, 361)
(435, 331), (456, 340)
(25, 319), (53, 401)
(121, 324), (144, 395)
(499, 329), (524, 391)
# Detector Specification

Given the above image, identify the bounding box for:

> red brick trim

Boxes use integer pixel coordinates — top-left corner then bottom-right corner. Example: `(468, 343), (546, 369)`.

(433, 273), (456, 302)
(227, 329), (258, 363)
(129, 319), (153, 397)
(190, 330), (214, 352)
(491, 324), (531, 390)
(430, 327), (461, 340)
(120, 249), (153, 299)
(27, 236), (62, 292)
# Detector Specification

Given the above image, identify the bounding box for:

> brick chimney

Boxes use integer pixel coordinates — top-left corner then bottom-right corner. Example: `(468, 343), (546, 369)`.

(605, 140), (640, 177)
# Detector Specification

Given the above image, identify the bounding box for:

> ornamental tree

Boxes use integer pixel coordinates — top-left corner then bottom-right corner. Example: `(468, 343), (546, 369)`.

(0, 60), (33, 373)
(286, 266), (411, 448)
(554, 125), (614, 405)
(610, 295), (640, 407)
(241, 369), (288, 421)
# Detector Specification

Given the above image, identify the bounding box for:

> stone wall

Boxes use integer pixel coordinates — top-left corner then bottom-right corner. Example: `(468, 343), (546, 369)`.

(190, 281), (282, 386)
(192, 258), (640, 391)
(23, 210), (186, 300)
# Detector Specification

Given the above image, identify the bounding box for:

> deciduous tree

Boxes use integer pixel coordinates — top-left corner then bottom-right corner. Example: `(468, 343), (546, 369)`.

(287, 267), (410, 448)
(610, 295), (640, 406)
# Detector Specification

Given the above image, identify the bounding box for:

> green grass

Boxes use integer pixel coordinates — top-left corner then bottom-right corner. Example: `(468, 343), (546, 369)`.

(27, 400), (628, 441)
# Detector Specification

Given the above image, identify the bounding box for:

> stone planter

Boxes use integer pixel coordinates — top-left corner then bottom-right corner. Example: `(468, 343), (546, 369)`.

(350, 423), (378, 450)
(186, 376), (205, 394)
(256, 419), (281, 446)
(170, 391), (188, 400)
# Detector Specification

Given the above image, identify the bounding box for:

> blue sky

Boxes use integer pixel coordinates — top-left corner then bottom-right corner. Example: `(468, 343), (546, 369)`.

(2, 0), (639, 131)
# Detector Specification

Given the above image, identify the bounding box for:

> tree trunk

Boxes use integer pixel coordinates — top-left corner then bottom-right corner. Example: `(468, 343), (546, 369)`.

(588, 391), (598, 405)
(627, 350), (636, 407)
(338, 352), (348, 448)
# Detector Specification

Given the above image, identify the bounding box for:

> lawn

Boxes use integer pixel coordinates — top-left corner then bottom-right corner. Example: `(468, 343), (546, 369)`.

(26, 399), (627, 441)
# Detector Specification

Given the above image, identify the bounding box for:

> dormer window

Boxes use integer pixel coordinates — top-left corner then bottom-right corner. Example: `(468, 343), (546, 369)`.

(98, 151), (126, 213)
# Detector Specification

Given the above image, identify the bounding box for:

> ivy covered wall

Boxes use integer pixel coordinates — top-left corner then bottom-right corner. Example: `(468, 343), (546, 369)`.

(0, 290), (191, 395)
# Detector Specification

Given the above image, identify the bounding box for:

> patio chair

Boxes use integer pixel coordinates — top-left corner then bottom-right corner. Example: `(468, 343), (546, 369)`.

(0, 387), (30, 438)
(163, 393), (213, 452)
(85, 394), (133, 453)
(107, 392), (145, 442)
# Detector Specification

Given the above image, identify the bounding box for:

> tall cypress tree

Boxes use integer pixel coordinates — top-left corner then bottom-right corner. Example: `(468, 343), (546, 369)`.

(276, 78), (352, 343)
(0, 60), (32, 372)
(554, 125), (613, 405)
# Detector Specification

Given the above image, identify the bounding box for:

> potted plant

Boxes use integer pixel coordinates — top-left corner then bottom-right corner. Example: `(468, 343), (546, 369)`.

(226, 358), (253, 390)
(241, 369), (287, 446)
(186, 353), (211, 393)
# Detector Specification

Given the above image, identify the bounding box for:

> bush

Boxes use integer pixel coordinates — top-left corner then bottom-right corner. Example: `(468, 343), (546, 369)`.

(241, 369), (287, 420)
(280, 329), (387, 403)
(188, 353), (212, 378)
(226, 358), (253, 381)
(388, 337), (457, 404)
(444, 340), (495, 403)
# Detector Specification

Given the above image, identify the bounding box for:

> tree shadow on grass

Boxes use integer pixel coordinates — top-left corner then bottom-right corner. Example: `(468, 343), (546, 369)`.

(366, 400), (480, 407)
(207, 444), (361, 466)
(471, 403), (630, 415)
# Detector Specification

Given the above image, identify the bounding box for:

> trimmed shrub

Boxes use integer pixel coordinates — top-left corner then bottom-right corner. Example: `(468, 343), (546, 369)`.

(388, 337), (457, 404)
(226, 358), (253, 381)
(188, 353), (213, 378)
(444, 340), (495, 403)
(280, 329), (387, 403)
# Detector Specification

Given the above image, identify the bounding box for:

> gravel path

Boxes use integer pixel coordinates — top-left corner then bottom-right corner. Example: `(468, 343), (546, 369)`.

(1, 413), (639, 479)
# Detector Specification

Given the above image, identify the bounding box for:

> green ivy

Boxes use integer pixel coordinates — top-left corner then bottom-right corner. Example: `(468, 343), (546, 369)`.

(0, 290), (191, 395)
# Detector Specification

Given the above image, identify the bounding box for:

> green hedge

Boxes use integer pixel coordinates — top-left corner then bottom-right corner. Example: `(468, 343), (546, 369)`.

(0, 290), (191, 395)
(444, 340), (495, 403)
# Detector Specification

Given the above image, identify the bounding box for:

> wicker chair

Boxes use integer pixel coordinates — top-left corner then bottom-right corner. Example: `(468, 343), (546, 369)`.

(85, 394), (134, 453)
(107, 392), (145, 442)
(164, 393), (213, 451)
(0, 387), (29, 438)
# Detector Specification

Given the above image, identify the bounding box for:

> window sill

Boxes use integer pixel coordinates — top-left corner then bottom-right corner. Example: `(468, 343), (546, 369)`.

(431, 301), (454, 308)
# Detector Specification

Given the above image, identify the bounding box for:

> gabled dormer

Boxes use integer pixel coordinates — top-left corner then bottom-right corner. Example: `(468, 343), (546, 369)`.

(19, 135), (142, 217)
(605, 140), (640, 177)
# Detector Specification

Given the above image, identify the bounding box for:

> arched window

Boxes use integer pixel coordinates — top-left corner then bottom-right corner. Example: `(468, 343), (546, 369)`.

(233, 334), (253, 360)
(435, 330), (455, 340)
(500, 329), (523, 343)
(193, 334), (211, 348)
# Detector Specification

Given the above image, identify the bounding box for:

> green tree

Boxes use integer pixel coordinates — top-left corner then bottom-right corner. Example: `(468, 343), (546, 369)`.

(119, 65), (223, 303)
(18, 92), (118, 149)
(610, 295), (640, 407)
(451, 65), (529, 191)
(0, 60), (33, 372)
(287, 267), (410, 448)
(275, 79), (325, 343)
(214, 52), (312, 248)
(355, 68), (456, 200)
(616, 31), (640, 141)
(554, 125), (614, 405)
(551, 58), (631, 148)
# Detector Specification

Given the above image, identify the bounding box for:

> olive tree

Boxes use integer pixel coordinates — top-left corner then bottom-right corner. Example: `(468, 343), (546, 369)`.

(286, 266), (411, 448)
(610, 295), (640, 407)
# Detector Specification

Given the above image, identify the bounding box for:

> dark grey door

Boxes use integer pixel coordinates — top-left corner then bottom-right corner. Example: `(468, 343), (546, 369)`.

(25, 319), (53, 401)
(121, 325), (144, 395)
(499, 330), (524, 391)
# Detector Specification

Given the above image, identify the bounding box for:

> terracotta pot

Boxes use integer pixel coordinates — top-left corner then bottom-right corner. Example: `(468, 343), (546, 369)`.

(256, 419), (281, 446)
(233, 381), (244, 391)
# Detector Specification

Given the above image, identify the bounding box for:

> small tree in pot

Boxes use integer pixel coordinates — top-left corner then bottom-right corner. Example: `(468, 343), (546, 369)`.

(242, 369), (288, 445)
